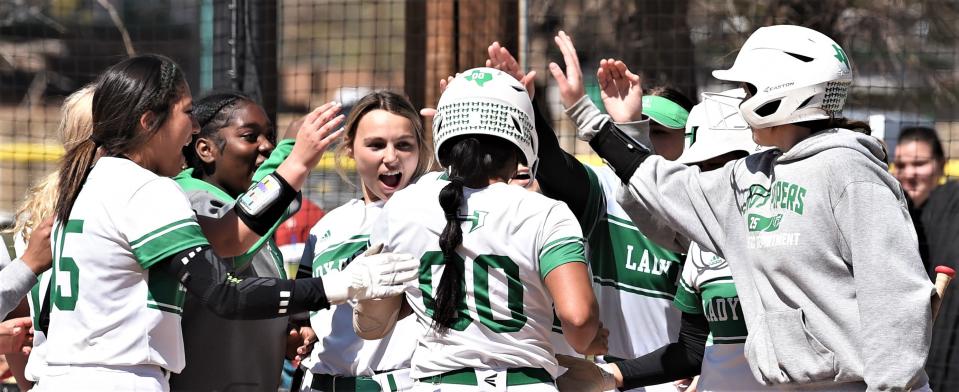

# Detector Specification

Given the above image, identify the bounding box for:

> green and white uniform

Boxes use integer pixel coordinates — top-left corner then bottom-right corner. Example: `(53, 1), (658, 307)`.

(38, 157), (209, 390)
(673, 243), (780, 391)
(169, 138), (296, 391)
(551, 165), (682, 363)
(300, 198), (419, 391)
(372, 179), (586, 384)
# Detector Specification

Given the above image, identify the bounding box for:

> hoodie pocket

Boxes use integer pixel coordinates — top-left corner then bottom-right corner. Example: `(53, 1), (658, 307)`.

(745, 308), (837, 384)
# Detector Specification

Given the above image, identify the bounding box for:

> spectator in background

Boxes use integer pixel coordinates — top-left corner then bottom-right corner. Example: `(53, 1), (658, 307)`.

(893, 126), (959, 391)
(893, 126), (957, 273)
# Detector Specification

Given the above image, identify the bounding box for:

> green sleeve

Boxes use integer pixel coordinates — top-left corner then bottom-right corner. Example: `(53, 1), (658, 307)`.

(672, 278), (703, 314)
(131, 219), (210, 269)
(251, 138), (294, 183)
(539, 236), (587, 279)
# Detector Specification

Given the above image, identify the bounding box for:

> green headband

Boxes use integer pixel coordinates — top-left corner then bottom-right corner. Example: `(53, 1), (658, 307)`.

(642, 95), (689, 129)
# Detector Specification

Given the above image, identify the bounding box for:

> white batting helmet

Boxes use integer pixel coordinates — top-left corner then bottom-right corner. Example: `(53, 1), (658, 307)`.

(712, 25), (853, 129)
(433, 68), (537, 177)
(677, 88), (758, 165)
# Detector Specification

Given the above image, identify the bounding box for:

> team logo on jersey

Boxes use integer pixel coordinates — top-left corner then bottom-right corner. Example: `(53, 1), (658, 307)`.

(745, 184), (771, 209)
(459, 210), (488, 233)
(744, 181), (806, 216)
(747, 213), (783, 232)
(705, 253), (727, 268)
(465, 70), (493, 87)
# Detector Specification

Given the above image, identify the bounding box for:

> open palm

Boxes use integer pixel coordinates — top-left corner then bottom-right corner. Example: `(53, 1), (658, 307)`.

(597, 59), (643, 123)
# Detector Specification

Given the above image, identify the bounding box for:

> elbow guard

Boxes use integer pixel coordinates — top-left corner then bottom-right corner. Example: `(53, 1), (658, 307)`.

(163, 245), (330, 319)
(234, 173), (298, 236)
(589, 121), (652, 184)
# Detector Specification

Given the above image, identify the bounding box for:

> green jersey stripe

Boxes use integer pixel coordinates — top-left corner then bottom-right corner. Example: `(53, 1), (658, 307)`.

(679, 278), (696, 294)
(539, 241), (586, 279)
(593, 277), (676, 300)
(673, 281), (702, 314)
(606, 214), (639, 229)
(699, 276), (735, 288)
(312, 235), (370, 264)
(133, 224), (209, 269)
(130, 218), (198, 248)
(539, 236), (584, 257)
(604, 217), (639, 232)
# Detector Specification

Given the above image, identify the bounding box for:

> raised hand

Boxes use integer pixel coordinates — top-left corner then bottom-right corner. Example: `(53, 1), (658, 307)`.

(486, 41), (536, 99)
(548, 30), (586, 109)
(289, 102), (344, 170)
(597, 58), (643, 123)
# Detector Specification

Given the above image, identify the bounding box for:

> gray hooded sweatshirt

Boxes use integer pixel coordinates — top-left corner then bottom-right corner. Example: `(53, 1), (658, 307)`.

(569, 99), (933, 391)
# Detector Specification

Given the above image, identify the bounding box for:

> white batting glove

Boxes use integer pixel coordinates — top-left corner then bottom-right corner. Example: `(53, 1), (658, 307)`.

(321, 249), (418, 305)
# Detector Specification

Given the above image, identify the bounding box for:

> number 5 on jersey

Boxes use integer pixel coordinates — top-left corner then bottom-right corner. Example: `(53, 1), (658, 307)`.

(51, 220), (84, 311)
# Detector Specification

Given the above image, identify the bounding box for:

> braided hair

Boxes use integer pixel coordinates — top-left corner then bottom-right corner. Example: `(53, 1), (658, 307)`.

(57, 54), (187, 223)
(432, 134), (520, 333)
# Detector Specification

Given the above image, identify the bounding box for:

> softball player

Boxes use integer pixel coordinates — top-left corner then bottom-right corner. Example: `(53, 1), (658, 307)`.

(562, 90), (787, 391)
(356, 68), (606, 391)
(565, 25), (933, 390)
(35, 54), (418, 391)
(485, 39), (685, 392)
(297, 91), (432, 392)
(170, 90), (304, 391)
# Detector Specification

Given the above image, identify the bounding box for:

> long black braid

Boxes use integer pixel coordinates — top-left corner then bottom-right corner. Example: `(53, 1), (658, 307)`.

(432, 134), (521, 333)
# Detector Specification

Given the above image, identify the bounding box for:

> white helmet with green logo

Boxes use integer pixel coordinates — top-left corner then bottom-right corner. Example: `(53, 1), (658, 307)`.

(433, 67), (537, 176)
(712, 25), (853, 129)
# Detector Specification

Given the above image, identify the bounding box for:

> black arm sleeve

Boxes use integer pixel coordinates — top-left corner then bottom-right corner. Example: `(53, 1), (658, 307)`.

(588, 121), (653, 184)
(532, 98), (593, 218)
(615, 312), (709, 390)
(157, 245), (331, 320)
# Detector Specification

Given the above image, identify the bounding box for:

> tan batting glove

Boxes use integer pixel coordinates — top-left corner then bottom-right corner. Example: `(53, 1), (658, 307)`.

(556, 354), (617, 392)
(321, 244), (418, 304)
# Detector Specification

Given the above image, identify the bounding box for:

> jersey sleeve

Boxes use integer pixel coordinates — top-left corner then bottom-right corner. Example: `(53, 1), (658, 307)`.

(672, 253), (702, 314)
(575, 165), (607, 237)
(120, 178), (210, 269)
(251, 139), (294, 183)
(537, 203), (587, 279)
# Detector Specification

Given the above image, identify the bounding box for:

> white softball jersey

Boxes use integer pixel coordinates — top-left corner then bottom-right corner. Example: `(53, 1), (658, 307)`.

(301, 198), (420, 376)
(550, 165), (682, 361)
(673, 242), (779, 391)
(373, 179), (587, 380)
(43, 157), (208, 373)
